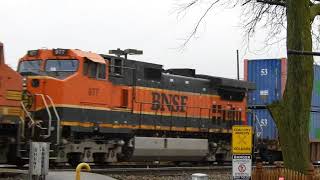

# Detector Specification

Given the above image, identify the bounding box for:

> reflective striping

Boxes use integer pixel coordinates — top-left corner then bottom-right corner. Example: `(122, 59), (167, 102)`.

(98, 124), (113, 128)
(34, 106), (238, 133)
(5, 90), (22, 101)
(35, 104), (112, 111)
(60, 121), (94, 128)
(112, 124), (134, 129)
(36, 104), (217, 120)
(186, 127), (200, 132)
(35, 105), (244, 123)
(0, 119), (17, 124)
(60, 120), (232, 133)
(0, 106), (23, 116)
(171, 127), (186, 131)
(139, 125), (156, 130)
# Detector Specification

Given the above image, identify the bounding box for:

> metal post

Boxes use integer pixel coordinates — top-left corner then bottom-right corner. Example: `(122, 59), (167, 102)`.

(29, 142), (49, 180)
(237, 50), (240, 80)
(75, 163), (91, 180)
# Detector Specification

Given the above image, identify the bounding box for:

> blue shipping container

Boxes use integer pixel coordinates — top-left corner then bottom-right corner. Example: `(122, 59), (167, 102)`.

(312, 65), (320, 108)
(249, 110), (320, 141)
(248, 109), (278, 141)
(245, 59), (320, 107)
(310, 112), (320, 141)
(245, 59), (283, 106)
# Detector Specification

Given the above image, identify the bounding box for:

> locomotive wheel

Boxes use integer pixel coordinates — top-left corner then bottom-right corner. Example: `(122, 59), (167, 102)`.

(68, 153), (82, 167)
(215, 154), (225, 165)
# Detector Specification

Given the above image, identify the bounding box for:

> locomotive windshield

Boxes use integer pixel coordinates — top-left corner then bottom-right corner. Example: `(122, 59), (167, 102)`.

(45, 60), (78, 72)
(45, 59), (79, 78)
(18, 60), (41, 75)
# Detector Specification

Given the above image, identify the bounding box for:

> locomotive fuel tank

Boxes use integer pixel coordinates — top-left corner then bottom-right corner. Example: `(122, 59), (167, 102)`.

(130, 137), (209, 161)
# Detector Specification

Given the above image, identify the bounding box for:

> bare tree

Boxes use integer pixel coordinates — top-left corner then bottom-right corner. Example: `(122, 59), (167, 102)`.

(177, 0), (320, 173)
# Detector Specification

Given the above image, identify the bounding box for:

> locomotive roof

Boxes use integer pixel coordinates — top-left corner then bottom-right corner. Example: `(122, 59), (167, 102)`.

(21, 49), (255, 91)
(71, 49), (106, 64)
(100, 53), (255, 91)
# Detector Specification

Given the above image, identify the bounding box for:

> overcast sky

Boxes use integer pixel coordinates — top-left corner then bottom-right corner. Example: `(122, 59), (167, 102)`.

(0, 0), (289, 79)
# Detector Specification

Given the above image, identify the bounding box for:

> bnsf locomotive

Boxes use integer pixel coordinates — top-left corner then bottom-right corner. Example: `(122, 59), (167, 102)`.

(0, 43), (254, 166)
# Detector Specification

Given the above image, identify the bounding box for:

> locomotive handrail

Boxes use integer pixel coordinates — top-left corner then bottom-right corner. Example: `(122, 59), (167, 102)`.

(45, 95), (61, 145)
(20, 101), (35, 127)
(18, 116), (25, 139)
(35, 94), (52, 138)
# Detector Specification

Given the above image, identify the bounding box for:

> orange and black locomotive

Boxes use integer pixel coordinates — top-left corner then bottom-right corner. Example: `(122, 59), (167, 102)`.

(0, 45), (254, 166)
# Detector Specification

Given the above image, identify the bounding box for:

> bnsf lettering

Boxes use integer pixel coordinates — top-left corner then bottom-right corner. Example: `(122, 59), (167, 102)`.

(151, 92), (188, 112)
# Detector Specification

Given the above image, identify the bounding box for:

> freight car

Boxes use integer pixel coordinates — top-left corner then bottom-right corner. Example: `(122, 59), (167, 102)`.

(0, 47), (254, 166)
(244, 58), (320, 163)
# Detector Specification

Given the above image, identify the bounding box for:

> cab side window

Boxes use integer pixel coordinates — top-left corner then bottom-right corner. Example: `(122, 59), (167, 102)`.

(88, 62), (97, 78)
(98, 64), (106, 79)
(83, 60), (106, 79)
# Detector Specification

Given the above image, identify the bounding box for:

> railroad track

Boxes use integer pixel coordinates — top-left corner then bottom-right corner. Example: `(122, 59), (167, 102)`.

(90, 166), (232, 176)
(0, 163), (278, 177)
(0, 164), (232, 174)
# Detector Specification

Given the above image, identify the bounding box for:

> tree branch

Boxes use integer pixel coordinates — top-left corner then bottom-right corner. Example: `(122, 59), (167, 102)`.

(182, 0), (220, 46)
(256, 0), (286, 7)
(310, 4), (320, 22)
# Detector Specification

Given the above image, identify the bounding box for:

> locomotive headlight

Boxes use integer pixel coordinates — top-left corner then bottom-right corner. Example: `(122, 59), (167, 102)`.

(22, 77), (27, 89)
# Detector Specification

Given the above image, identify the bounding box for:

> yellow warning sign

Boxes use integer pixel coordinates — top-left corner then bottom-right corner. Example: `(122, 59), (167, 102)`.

(232, 125), (252, 154)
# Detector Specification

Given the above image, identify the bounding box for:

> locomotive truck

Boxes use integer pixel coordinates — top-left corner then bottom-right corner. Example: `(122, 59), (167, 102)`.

(0, 42), (254, 166)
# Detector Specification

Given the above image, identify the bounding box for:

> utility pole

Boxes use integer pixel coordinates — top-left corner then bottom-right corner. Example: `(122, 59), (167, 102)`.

(237, 50), (240, 80)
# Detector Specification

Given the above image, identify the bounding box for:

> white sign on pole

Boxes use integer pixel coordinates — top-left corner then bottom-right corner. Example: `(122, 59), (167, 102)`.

(232, 155), (252, 180)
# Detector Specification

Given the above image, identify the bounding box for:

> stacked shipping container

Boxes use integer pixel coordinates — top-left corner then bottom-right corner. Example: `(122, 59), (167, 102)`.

(244, 59), (320, 141)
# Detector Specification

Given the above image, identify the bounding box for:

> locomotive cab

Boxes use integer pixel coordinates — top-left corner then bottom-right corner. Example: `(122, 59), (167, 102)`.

(17, 49), (109, 140)
(18, 49), (104, 79)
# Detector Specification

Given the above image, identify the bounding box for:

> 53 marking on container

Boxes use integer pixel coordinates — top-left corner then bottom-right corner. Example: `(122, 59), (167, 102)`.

(260, 68), (268, 76)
